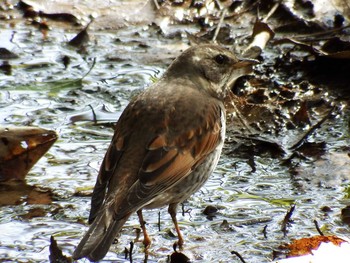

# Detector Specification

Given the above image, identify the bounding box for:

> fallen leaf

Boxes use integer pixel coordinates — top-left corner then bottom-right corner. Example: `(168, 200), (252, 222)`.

(20, 207), (47, 219)
(68, 20), (92, 48)
(0, 126), (58, 181)
(281, 235), (346, 257)
(292, 101), (311, 126)
(341, 205), (350, 225)
(27, 187), (53, 204)
(275, 240), (350, 263)
(0, 61), (12, 75)
(0, 48), (19, 59)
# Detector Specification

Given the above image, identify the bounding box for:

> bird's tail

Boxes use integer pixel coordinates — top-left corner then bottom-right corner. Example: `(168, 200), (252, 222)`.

(72, 208), (131, 262)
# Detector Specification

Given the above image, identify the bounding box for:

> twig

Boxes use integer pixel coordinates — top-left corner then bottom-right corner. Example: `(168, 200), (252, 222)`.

(158, 211), (161, 231)
(281, 204), (295, 237)
(153, 0), (160, 10)
(248, 155), (256, 173)
(263, 225), (268, 239)
(212, 8), (227, 43)
(314, 219), (324, 236)
(228, 99), (254, 133)
(289, 106), (336, 150)
(291, 25), (350, 40)
(81, 57), (96, 80)
(231, 250), (247, 263)
(223, 1), (260, 20)
(262, 2), (280, 23)
(88, 104), (97, 124)
(124, 247), (129, 259)
(129, 241), (134, 263)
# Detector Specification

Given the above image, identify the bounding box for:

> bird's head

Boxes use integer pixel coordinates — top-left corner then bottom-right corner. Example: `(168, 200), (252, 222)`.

(164, 44), (256, 100)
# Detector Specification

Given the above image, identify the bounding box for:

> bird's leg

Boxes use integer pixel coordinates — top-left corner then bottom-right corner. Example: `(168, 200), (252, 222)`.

(168, 203), (184, 248)
(137, 210), (151, 248)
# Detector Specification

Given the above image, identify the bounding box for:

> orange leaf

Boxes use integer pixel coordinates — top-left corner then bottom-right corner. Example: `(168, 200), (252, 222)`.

(282, 235), (346, 257)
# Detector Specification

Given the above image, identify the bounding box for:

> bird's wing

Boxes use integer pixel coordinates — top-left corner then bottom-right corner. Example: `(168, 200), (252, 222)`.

(88, 129), (125, 223)
(115, 101), (225, 217)
(89, 89), (225, 222)
(140, 108), (222, 186)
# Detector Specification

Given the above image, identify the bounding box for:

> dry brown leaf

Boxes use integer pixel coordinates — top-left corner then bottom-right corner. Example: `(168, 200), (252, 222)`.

(20, 207), (47, 219)
(292, 101), (311, 126)
(27, 187), (53, 204)
(0, 126), (57, 181)
(282, 235), (346, 257)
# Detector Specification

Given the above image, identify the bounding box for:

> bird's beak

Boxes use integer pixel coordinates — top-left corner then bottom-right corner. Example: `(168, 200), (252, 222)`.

(233, 58), (259, 72)
(227, 58), (258, 86)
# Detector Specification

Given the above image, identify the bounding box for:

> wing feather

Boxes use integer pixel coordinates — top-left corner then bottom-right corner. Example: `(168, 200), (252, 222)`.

(134, 102), (224, 195)
(89, 87), (225, 222)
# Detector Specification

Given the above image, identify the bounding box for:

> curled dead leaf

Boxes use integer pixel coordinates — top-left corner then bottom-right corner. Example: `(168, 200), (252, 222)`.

(0, 126), (57, 181)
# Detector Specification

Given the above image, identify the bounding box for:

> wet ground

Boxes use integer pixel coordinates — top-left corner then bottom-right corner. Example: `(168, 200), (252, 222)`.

(1, 1), (350, 262)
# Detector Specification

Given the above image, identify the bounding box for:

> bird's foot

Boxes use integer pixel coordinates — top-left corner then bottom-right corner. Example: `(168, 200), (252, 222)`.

(173, 239), (184, 252)
(143, 236), (152, 249)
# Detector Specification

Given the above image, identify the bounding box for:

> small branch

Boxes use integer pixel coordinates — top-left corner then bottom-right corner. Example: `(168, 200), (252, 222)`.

(129, 241), (134, 263)
(231, 250), (247, 263)
(158, 211), (161, 231)
(227, 95), (255, 133)
(87, 104), (97, 124)
(212, 9), (227, 43)
(292, 25), (350, 40)
(81, 57), (96, 80)
(153, 0), (160, 10)
(314, 219), (324, 236)
(281, 204), (295, 237)
(124, 247), (128, 259)
(262, 225), (268, 239)
(248, 155), (256, 173)
(290, 106), (336, 150)
(262, 2), (280, 23)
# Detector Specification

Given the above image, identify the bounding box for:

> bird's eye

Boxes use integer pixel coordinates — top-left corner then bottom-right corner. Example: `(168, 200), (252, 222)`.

(214, 54), (229, 65)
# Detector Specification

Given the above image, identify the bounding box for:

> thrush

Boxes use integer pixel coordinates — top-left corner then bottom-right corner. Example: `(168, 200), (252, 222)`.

(73, 44), (255, 262)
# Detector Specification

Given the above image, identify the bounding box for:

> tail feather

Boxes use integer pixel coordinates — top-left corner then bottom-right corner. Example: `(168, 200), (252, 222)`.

(73, 210), (131, 262)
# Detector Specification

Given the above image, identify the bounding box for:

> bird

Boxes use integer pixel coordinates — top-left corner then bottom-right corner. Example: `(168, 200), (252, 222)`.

(73, 44), (255, 262)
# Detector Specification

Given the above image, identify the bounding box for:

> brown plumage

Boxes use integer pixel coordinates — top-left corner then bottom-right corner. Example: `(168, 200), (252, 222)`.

(73, 44), (254, 262)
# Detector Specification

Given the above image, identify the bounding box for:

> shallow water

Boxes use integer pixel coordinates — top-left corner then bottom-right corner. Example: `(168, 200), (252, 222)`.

(1, 6), (350, 263)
